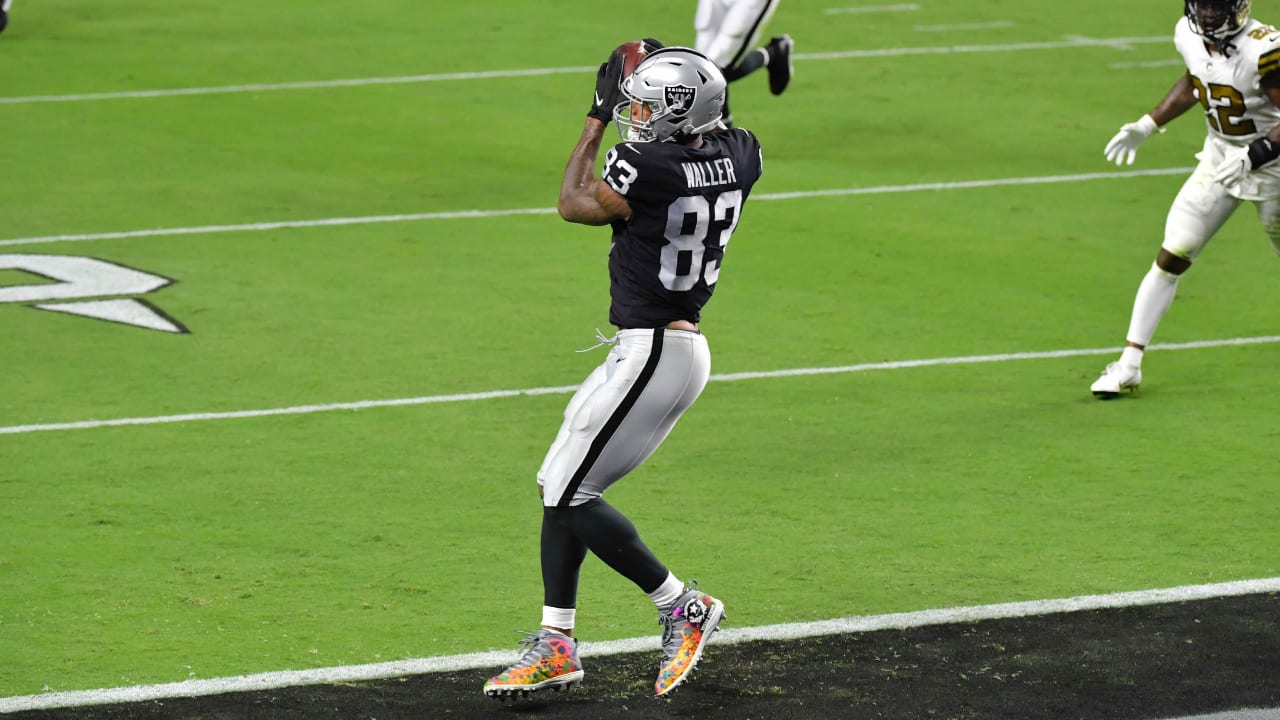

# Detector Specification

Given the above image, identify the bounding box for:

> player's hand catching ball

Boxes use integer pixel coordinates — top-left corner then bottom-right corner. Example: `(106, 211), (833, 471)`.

(587, 39), (663, 125)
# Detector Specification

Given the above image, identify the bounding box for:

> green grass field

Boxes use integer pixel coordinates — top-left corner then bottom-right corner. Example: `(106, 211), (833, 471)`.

(2, 0), (1278, 700)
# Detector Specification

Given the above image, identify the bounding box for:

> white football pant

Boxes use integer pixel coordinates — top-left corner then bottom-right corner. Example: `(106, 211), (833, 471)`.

(1163, 137), (1280, 260)
(694, 0), (780, 70)
(539, 328), (710, 508)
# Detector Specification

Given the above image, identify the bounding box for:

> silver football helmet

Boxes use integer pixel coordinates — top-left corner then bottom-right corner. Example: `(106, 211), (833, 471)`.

(613, 47), (727, 143)
(1185, 0), (1251, 43)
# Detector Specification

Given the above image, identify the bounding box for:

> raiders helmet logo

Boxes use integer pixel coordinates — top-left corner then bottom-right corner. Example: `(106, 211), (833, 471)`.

(664, 84), (696, 115)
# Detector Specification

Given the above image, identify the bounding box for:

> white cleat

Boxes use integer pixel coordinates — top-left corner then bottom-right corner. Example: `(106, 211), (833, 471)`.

(1090, 362), (1142, 399)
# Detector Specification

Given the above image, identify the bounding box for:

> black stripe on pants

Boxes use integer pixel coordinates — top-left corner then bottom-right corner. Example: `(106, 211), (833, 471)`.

(556, 328), (665, 508)
(726, 0), (780, 70)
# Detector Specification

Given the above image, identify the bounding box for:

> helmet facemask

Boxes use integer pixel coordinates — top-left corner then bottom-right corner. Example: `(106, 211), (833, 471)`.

(1186, 0), (1251, 44)
(613, 92), (660, 143)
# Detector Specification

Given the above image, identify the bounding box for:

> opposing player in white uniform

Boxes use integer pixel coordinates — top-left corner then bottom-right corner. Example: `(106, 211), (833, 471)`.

(694, 0), (793, 126)
(1091, 0), (1280, 398)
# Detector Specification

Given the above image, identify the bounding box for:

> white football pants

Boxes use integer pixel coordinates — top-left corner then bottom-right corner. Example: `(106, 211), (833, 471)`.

(539, 328), (710, 508)
(694, 0), (780, 70)
(1165, 138), (1280, 260)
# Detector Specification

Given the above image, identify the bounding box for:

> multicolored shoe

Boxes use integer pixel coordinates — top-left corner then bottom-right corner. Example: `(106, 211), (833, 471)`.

(654, 582), (725, 696)
(482, 629), (583, 700)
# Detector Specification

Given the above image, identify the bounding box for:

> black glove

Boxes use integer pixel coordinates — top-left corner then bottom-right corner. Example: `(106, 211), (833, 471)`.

(642, 37), (664, 52)
(587, 49), (625, 124)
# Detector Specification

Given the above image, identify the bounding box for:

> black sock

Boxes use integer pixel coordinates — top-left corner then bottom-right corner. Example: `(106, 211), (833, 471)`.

(547, 499), (669, 593)
(541, 507), (588, 609)
(723, 49), (767, 82)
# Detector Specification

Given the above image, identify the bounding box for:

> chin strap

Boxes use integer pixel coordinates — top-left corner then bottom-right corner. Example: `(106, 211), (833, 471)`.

(1216, 25), (1246, 57)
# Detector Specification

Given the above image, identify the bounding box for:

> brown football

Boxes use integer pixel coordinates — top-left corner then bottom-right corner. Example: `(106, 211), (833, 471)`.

(618, 40), (648, 79)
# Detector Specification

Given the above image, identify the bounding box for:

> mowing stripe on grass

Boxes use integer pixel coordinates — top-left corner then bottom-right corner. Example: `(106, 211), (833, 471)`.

(3, 335), (1278, 436)
(2, 577), (1277, 712)
(799, 34), (1166, 59)
(914, 21), (1016, 32)
(825, 4), (921, 13)
(0, 167), (1192, 248)
(0, 35), (1165, 105)
(1111, 58), (1184, 69)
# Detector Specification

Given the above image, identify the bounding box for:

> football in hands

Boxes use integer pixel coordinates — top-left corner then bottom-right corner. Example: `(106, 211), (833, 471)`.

(617, 41), (649, 80)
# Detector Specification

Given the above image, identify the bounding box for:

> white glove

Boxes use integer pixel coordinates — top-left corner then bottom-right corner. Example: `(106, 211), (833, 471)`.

(1103, 114), (1161, 166)
(1213, 145), (1251, 186)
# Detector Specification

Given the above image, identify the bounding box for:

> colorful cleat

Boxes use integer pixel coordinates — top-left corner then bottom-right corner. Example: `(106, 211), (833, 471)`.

(654, 582), (725, 696)
(482, 629), (583, 699)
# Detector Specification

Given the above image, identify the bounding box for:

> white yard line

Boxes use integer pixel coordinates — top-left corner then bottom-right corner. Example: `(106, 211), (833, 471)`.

(2, 576), (1277, 712)
(0, 66), (597, 105)
(3, 334), (1278, 436)
(0, 167), (1193, 248)
(796, 35), (1165, 59)
(0, 207), (560, 247)
(0, 35), (1166, 105)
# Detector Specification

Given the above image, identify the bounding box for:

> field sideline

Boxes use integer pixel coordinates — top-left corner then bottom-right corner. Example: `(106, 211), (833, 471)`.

(3, 577), (1278, 713)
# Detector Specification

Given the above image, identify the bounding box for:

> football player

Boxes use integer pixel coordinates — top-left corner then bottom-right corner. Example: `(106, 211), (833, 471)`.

(482, 45), (763, 699)
(0, 0), (12, 34)
(694, 0), (793, 126)
(1091, 0), (1280, 398)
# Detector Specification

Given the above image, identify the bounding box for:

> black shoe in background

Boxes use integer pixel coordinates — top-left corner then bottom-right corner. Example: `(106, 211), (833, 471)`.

(765, 35), (794, 96)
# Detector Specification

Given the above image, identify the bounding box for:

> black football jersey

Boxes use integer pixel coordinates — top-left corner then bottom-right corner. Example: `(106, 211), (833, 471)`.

(600, 128), (763, 328)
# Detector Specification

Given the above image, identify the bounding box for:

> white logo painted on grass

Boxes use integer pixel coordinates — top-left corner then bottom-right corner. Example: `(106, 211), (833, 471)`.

(0, 254), (188, 333)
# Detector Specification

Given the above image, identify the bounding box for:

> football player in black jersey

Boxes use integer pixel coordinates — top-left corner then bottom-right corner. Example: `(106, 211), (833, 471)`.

(483, 45), (763, 700)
